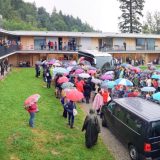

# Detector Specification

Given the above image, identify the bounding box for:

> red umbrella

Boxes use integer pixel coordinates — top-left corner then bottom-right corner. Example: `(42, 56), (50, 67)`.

(58, 76), (69, 84)
(24, 94), (40, 107)
(66, 88), (84, 102)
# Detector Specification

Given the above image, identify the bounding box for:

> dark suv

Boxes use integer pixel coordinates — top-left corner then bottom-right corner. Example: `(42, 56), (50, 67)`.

(101, 97), (160, 160)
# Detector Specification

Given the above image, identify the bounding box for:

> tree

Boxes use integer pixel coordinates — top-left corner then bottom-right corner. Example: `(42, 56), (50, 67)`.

(143, 11), (160, 34)
(118, 0), (145, 33)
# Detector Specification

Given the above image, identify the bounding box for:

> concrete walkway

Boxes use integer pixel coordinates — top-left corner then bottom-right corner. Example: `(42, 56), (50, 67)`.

(80, 102), (130, 160)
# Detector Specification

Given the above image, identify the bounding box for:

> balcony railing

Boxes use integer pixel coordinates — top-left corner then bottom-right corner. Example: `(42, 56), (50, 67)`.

(99, 45), (160, 52)
(0, 45), (20, 58)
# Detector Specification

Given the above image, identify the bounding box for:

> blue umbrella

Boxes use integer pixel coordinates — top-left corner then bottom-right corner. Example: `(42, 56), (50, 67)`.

(115, 78), (133, 86)
(152, 92), (160, 101)
(141, 87), (156, 92)
(61, 82), (74, 89)
(101, 80), (109, 88)
(151, 74), (160, 79)
(106, 81), (116, 89)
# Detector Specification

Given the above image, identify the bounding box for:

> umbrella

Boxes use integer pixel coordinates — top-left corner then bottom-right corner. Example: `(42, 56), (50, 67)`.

(105, 71), (114, 75)
(87, 70), (96, 75)
(79, 73), (90, 79)
(75, 69), (84, 74)
(121, 63), (132, 68)
(53, 62), (61, 67)
(47, 59), (56, 65)
(67, 66), (74, 72)
(91, 78), (102, 84)
(141, 87), (156, 92)
(69, 61), (77, 66)
(87, 66), (97, 70)
(71, 66), (82, 71)
(53, 67), (69, 75)
(151, 74), (160, 79)
(24, 94), (40, 107)
(61, 82), (74, 89)
(66, 88), (84, 102)
(115, 78), (133, 86)
(152, 92), (160, 101)
(58, 76), (69, 84)
(155, 70), (160, 73)
(105, 81), (116, 89)
(80, 60), (91, 66)
(78, 57), (85, 64)
(101, 74), (113, 80)
(130, 67), (141, 73)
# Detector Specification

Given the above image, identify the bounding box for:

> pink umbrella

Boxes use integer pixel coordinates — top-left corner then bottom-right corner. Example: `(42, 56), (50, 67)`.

(75, 69), (84, 74)
(88, 70), (96, 75)
(130, 67), (141, 73)
(58, 76), (69, 84)
(24, 94), (40, 107)
(100, 74), (113, 80)
(78, 57), (85, 64)
(66, 88), (84, 102)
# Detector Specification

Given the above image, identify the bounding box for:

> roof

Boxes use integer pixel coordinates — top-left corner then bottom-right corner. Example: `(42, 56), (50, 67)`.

(10, 31), (104, 38)
(113, 97), (160, 122)
(79, 50), (112, 57)
(0, 30), (159, 39)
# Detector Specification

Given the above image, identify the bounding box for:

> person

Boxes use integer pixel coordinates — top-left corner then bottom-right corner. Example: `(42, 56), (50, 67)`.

(83, 80), (92, 103)
(35, 64), (40, 78)
(26, 102), (38, 128)
(92, 88), (104, 114)
(60, 96), (68, 118)
(46, 69), (52, 88)
(65, 100), (76, 128)
(82, 108), (100, 148)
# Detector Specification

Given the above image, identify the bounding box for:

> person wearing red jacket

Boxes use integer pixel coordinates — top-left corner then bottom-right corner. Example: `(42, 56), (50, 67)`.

(27, 102), (38, 128)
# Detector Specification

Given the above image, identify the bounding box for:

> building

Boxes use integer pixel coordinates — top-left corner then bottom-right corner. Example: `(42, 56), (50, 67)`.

(0, 28), (160, 66)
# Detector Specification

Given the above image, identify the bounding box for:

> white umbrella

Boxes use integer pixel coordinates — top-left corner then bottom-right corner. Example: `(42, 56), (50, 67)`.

(91, 78), (102, 84)
(79, 73), (90, 79)
(141, 87), (156, 92)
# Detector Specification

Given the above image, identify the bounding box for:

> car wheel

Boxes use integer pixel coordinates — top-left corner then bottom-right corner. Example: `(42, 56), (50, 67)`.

(102, 114), (107, 127)
(129, 145), (138, 160)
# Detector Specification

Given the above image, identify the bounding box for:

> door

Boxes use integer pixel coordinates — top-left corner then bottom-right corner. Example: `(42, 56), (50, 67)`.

(58, 37), (62, 50)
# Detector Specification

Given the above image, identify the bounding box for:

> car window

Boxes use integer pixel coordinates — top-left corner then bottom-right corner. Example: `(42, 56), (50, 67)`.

(107, 102), (115, 113)
(125, 112), (144, 134)
(113, 104), (126, 122)
(149, 121), (160, 137)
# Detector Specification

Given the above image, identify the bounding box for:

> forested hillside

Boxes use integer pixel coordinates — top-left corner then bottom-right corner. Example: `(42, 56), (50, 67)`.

(0, 0), (94, 32)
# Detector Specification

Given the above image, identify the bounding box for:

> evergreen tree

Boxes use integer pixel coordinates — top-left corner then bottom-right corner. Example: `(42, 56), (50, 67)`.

(118, 0), (145, 33)
(143, 11), (160, 34)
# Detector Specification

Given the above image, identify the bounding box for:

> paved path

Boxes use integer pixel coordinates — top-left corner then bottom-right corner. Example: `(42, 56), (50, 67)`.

(81, 103), (130, 160)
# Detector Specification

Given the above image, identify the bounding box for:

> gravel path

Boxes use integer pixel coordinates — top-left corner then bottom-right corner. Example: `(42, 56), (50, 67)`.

(80, 103), (130, 160)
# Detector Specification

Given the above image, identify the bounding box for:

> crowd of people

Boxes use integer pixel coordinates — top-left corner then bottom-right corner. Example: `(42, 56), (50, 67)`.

(32, 57), (160, 148)
(40, 39), (77, 51)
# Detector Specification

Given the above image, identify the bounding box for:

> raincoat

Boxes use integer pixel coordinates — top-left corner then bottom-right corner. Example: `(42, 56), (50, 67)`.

(82, 109), (100, 148)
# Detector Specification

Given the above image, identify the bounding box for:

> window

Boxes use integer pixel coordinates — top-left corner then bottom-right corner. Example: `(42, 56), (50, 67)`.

(107, 102), (115, 113)
(149, 121), (160, 137)
(125, 112), (143, 134)
(136, 38), (145, 50)
(113, 105), (126, 122)
(146, 38), (155, 50)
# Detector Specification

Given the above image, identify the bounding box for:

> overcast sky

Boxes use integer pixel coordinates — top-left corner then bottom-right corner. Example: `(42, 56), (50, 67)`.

(24, 0), (160, 32)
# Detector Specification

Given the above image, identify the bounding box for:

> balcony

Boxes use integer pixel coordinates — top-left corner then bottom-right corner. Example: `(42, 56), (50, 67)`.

(0, 45), (19, 58)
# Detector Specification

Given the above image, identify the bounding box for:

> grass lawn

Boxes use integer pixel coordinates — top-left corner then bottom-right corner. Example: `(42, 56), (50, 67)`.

(0, 68), (114, 160)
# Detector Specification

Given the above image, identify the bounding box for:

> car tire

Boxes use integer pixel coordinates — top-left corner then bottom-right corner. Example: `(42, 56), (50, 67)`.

(129, 145), (138, 160)
(102, 114), (107, 127)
